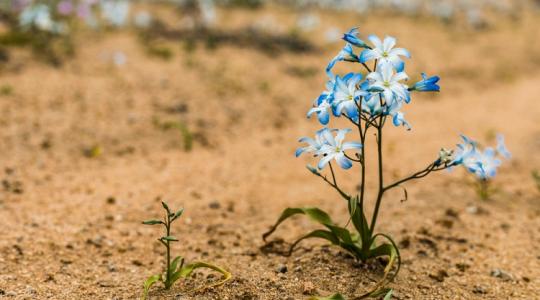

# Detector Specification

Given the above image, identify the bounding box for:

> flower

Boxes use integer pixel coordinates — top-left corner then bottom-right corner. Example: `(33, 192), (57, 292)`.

(451, 134), (509, 180)
(342, 27), (369, 48)
(361, 93), (384, 116)
(496, 134), (511, 159)
(326, 43), (358, 77)
(333, 73), (368, 119)
(100, 0), (130, 27)
(412, 73), (440, 92)
(317, 129), (363, 169)
(473, 148), (501, 179)
(359, 35), (410, 71)
(451, 134), (478, 168)
(392, 111), (411, 130)
(307, 79), (336, 125)
(295, 128), (333, 157)
(366, 62), (410, 104)
(386, 100), (411, 130)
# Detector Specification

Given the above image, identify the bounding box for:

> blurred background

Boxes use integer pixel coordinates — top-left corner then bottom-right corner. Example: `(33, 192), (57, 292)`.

(1, 1), (540, 299)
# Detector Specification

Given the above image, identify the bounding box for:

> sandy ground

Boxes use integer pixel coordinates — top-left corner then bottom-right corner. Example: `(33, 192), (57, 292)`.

(0, 7), (539, 300)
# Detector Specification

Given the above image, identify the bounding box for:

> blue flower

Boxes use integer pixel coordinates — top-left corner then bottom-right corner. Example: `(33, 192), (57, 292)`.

(342, 28), (369, 48)
(361, 93), (384, 116)
(392, 112), (411, 130)
(452, 134), (509, 180)
(307, 80), (335, 125)
(473, 148), (501, 179)
(333, 73), (368, 119)
(326, 43), (358, 77)
(295, 128), (333, 157)
(359, 35), (410, 71)
(496, 134), (511, 159)
(366, 62), (410, 104)
(307, 96), (332, 125)
(412, 73), (440, 92)
(386, 100), (411, 130)
(317, 129), (363, 169)
(451, 134), (478, 168)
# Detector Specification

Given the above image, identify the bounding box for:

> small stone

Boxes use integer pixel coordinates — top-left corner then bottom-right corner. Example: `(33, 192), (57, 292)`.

(25, 285), (36, 294)
(209, 201), (221, 209)
(97, 280), (116, 287)
(490, 269), (514, 281)
(473, 285), (488, 294)
(107, 263), (116, 272)
(429, 270), (449, 282)
(275, 264), (288, 273)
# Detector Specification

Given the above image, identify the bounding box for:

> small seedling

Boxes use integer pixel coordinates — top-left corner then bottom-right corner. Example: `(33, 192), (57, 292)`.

(142, 202), (231, 299)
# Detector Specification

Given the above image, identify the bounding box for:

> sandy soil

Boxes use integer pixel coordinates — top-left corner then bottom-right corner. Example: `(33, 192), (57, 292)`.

(0, 7), (539, 300)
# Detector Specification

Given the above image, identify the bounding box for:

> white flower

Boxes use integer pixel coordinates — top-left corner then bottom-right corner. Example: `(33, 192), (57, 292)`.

(359, 35), (410, 71)
(366, 62), (410, 104)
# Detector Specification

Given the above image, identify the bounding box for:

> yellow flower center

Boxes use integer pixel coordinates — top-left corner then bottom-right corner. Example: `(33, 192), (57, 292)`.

(383, 81), (390, 87)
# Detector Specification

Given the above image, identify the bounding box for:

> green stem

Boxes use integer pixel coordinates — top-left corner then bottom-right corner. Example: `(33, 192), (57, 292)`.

(165, 213), (171, 288)
(370, 116), (385, 233)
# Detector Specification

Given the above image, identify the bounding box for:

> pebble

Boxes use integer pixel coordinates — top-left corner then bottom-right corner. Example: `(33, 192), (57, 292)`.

(429, 270), (449, 282)
(275, 264), (288, 273)
(490, 268), (514, 281)
(473, 285), (488, 294)
(25, 285), (36, 294)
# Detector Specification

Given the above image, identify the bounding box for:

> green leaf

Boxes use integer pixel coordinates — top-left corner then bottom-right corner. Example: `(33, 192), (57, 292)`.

(169, 256), (184, 274)
(383, 289), (394, 300)
(161, 201), (170, 213)
(142, 220), (163, 225)
(288, 229), (340, 255)
(263, 207), (354, 243)
(142, 274), (161, 300)
(309, 294), (346, 300)
(367, 287), (393, 299)
(178, 261), (232, 292)
(350, 198), (371, 250)
(162, 236), (178, 242)
(171, 208), (184, 221)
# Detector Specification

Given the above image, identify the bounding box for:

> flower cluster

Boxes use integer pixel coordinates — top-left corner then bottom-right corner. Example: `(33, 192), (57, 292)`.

(452, 134), (510, 180)
(299, 28), (440, 169)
